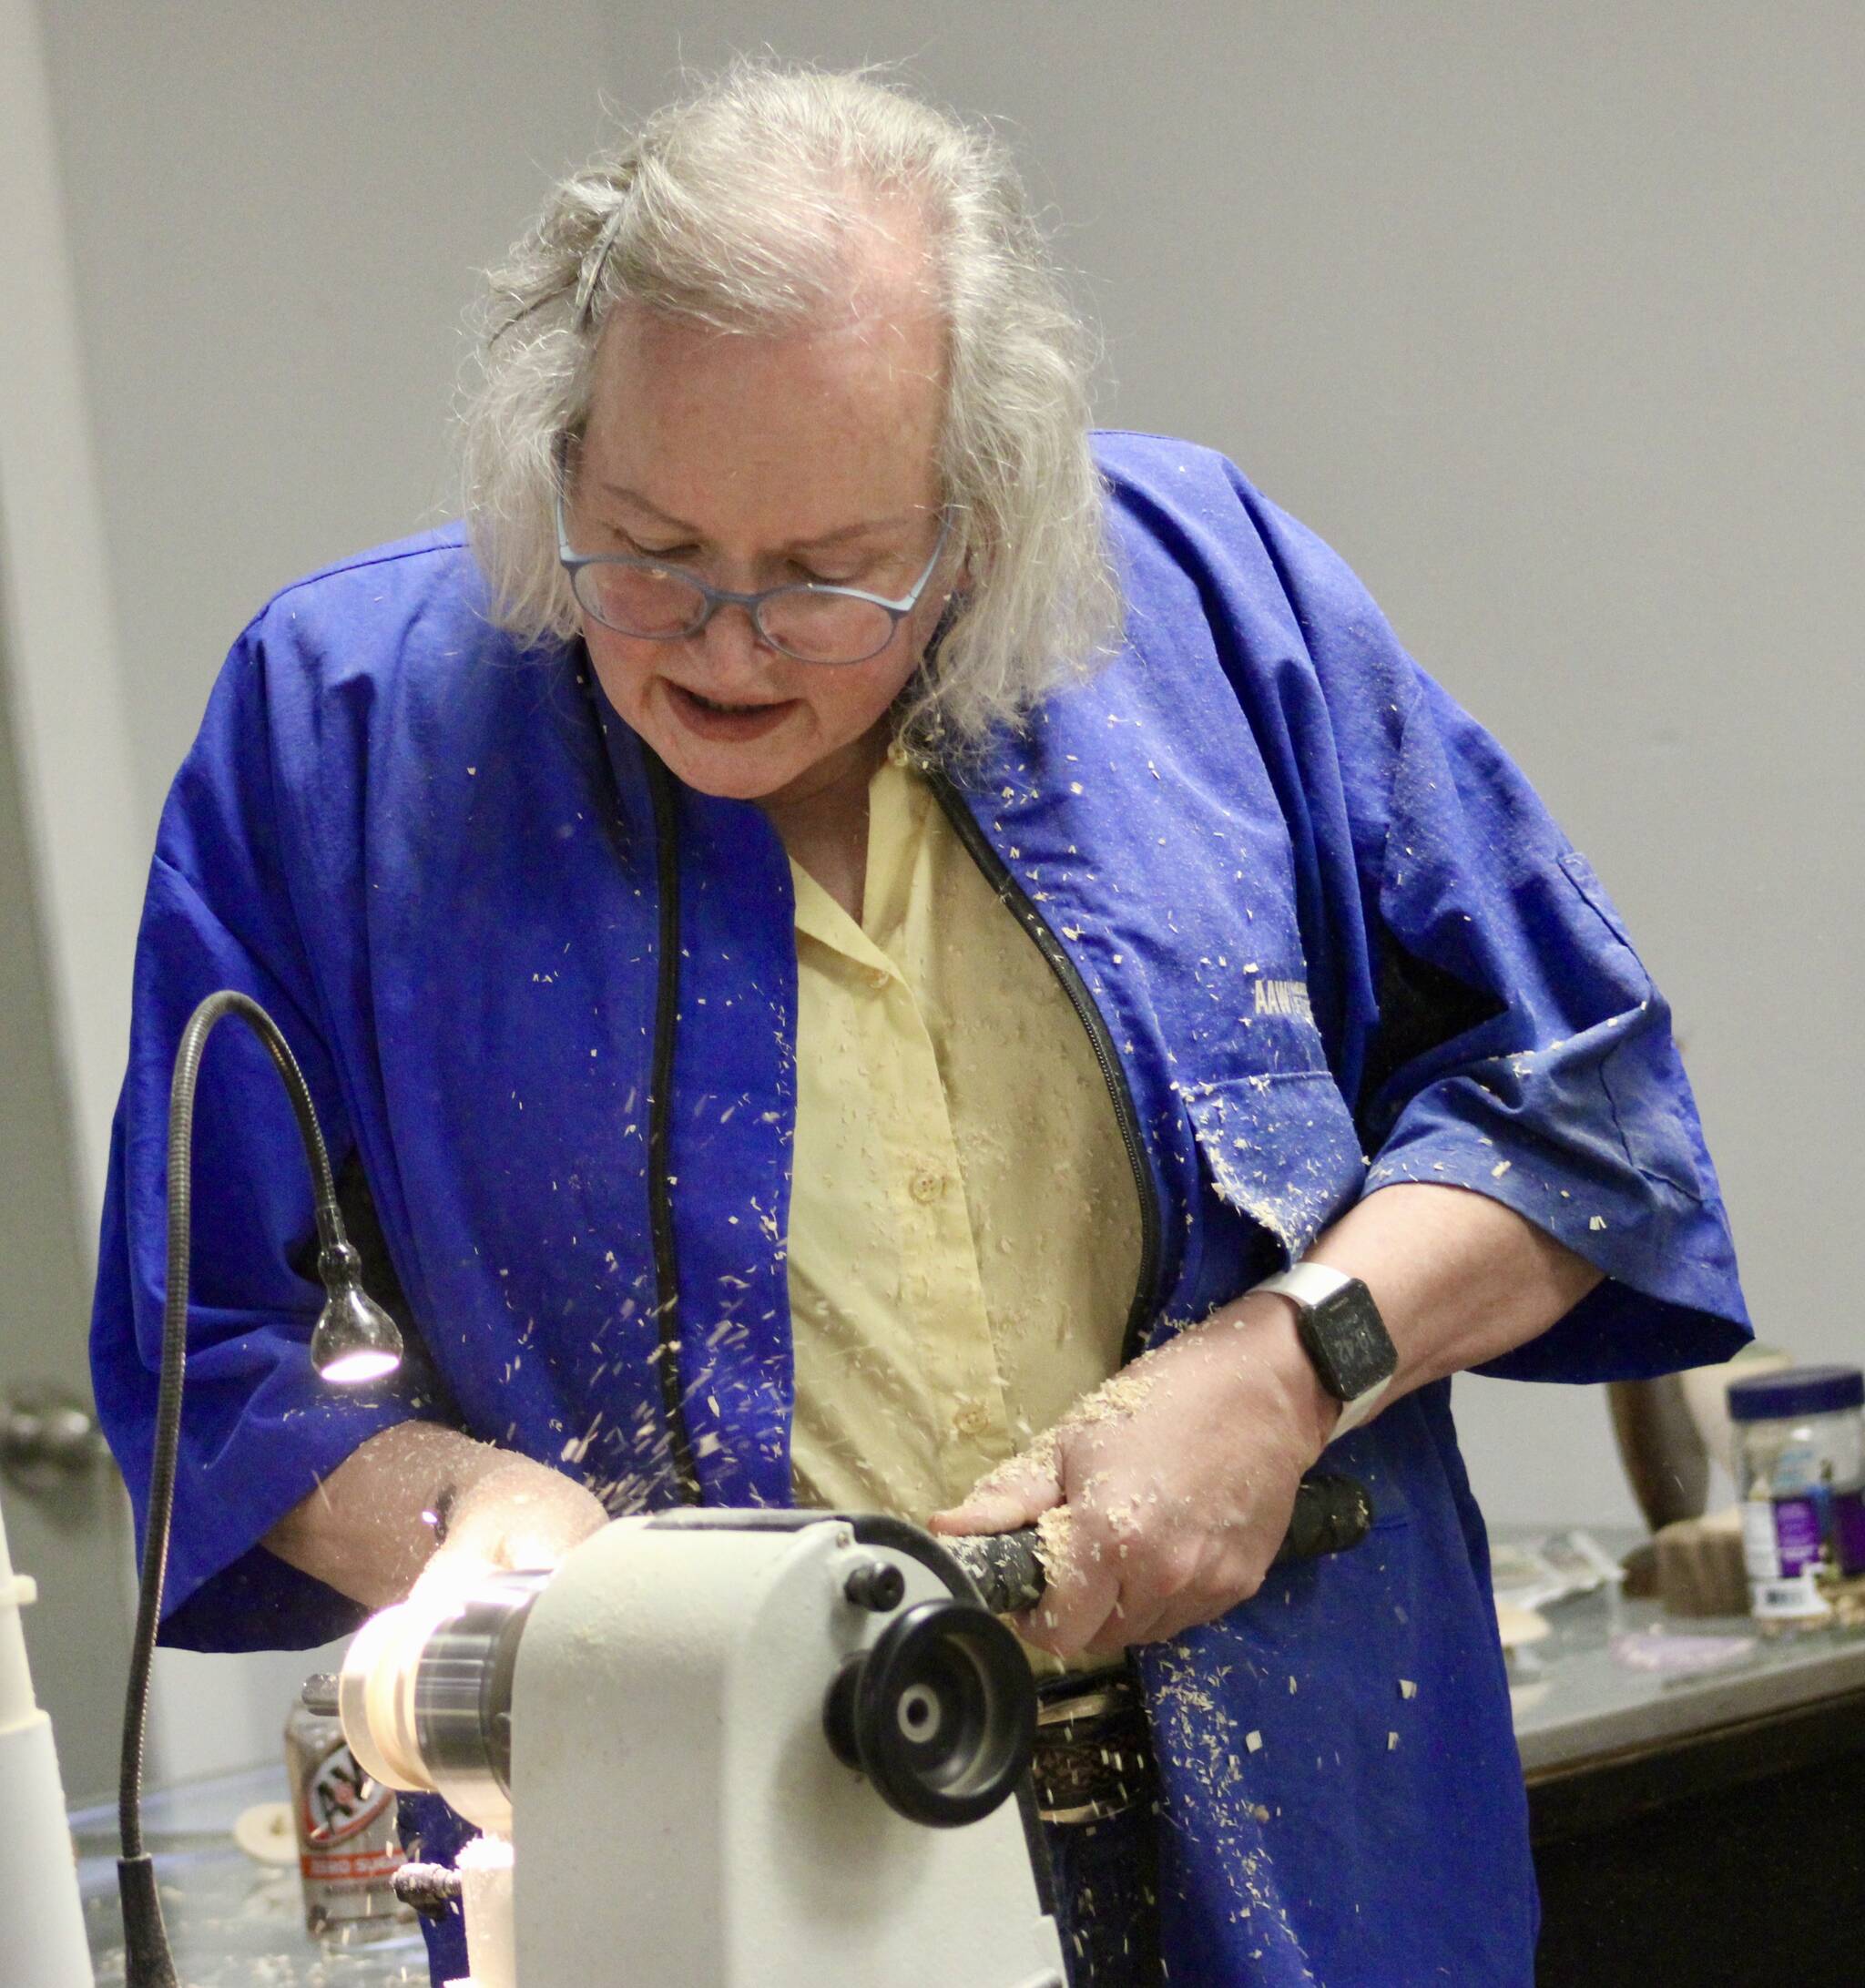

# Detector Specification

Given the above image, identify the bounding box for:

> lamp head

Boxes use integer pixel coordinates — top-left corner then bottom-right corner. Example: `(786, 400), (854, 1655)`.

(311, 1241), (404, 1385)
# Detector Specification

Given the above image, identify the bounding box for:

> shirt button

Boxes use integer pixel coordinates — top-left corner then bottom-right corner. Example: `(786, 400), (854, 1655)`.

(865, 967), (892, 993)
(953, 1402), (990, 1437)
(909, 1168), (948, 1205)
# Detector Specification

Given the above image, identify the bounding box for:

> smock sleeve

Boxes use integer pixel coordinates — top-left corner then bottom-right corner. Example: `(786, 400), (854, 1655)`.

(89, 629), (436, 1651)
(1230, 468), (1748, 1382)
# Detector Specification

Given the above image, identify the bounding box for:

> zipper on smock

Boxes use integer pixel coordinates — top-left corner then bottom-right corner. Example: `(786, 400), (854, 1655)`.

(924, 768), (1164, 1366)
(644, 750), (703, 1503)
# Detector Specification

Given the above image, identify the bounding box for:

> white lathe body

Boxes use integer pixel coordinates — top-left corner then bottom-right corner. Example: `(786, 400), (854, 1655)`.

(341, 1512), (1066, 1988)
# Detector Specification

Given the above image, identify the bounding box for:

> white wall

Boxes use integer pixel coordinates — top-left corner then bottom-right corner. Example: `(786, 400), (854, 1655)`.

(18, 2), (1862, 1769)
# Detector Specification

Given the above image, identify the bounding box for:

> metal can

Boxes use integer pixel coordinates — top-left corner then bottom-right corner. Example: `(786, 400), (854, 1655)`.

(1729, 1363), (1865, 1625)
(284, 1697), (413, 1942)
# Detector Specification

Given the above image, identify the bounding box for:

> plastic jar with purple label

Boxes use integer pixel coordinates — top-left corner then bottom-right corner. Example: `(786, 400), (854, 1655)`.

(1728, 1363), (1865, 1625)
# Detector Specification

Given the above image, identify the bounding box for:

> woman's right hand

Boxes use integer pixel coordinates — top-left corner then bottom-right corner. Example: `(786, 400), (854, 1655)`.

(263, 1422), (609, 1613)
(411, 1451), (611, 1608)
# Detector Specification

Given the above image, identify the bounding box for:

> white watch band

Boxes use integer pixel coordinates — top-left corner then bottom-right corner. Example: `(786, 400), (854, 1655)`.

(1254, 1261), (1355, 1312)
(1252, 1263), (1391, 1440)
(1327, 1375), (1391, 1439)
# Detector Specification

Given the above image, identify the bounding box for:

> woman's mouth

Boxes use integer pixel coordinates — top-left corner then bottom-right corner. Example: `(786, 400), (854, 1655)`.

(664, 680), (799, 742)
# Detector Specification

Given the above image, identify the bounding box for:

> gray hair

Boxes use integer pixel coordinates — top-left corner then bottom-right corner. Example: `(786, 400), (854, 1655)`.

(459, 64), (1121, 750)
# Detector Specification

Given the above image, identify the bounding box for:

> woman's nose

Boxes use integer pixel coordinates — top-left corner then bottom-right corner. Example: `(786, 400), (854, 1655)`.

(692, 600), (776, 676)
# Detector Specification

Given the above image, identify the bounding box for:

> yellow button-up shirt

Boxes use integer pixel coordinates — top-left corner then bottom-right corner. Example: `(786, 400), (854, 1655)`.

(786, 756), (1142, 1537)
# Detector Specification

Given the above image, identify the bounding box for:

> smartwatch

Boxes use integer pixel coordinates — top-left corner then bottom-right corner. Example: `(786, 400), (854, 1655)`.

(1251, 1262), (1396, 1439)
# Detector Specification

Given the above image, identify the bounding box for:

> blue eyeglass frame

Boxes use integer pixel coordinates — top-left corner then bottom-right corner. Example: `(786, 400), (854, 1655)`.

(554, 484), (951, 666)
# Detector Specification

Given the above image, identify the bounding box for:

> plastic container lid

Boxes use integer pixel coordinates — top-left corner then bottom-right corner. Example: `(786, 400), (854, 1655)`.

(1727, 1363), (1864, 1422)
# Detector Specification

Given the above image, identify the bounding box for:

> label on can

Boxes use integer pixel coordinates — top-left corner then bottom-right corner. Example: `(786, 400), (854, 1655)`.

(1770, 1495), (1825, 1575)
(286, 1708), (410, 1934)
(1741, 1499), (1834, 1620)
(299, 1748), (401, 1881)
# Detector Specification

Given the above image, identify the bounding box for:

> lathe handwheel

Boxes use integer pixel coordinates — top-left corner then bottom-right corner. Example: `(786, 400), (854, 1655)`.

(823, 1599), (1036, 1828)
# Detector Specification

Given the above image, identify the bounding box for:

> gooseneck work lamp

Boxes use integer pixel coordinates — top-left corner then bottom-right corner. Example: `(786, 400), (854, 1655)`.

(117, 991), (403, 1988)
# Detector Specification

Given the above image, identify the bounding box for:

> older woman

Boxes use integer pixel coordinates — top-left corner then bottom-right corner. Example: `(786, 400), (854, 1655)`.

(93, 66), (1746, 1987)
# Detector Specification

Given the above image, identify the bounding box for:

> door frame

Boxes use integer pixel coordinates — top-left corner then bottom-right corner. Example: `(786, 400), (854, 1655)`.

(0, 0), (146, 1239)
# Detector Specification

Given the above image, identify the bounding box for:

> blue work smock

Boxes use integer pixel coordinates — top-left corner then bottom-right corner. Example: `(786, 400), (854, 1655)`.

(91, 432), (1748, 1985)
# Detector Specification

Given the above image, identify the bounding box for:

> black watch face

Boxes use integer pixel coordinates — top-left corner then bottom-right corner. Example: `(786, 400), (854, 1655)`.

(1301, 1279), (1397, 1402)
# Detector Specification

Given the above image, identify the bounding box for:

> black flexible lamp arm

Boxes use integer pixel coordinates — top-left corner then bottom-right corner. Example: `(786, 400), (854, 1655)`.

(117, 990), (403, 1988)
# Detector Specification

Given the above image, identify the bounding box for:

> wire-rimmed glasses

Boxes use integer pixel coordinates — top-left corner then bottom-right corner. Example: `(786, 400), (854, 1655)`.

(555, 486), (950, 666)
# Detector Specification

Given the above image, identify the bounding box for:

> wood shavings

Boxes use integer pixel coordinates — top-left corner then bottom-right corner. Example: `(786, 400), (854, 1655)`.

(1034, 1504), (1076, 1588)
(970, 1359), (1161, 1506)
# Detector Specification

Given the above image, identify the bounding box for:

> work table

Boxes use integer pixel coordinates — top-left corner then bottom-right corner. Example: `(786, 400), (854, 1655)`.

(1505, 1541), (1865, 1987)
(1509, 1554), (1865, 1779)
(71, 1769), (426, 1987)
(74, 1575), (1865, 1986)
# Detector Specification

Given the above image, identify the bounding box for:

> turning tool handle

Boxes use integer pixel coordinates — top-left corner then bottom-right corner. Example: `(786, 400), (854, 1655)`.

(1278, 1470), (1376, 1564)
(947, 1472), (1373, 1616)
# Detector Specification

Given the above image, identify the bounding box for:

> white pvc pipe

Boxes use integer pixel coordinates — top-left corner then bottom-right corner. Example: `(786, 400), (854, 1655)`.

(0, 1496), (94, 1988)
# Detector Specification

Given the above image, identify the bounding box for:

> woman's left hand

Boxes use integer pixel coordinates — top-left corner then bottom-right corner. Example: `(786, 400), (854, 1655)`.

(930, 1295), (1339, 1657)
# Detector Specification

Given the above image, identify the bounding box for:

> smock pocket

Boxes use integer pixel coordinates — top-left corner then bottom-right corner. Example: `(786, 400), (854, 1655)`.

(1182, 1069), (1367, 1269)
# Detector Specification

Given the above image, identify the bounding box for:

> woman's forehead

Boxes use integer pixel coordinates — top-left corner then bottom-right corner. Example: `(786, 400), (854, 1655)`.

(582, 303), (945, 533)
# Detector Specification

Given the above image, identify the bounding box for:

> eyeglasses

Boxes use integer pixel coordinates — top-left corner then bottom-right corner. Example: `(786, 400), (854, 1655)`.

(555, 486), (950, 667)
